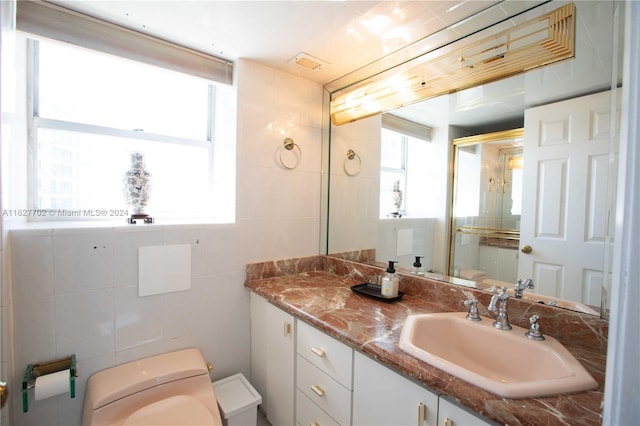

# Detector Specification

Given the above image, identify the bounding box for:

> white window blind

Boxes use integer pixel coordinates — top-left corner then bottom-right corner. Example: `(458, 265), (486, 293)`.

(382, 114), (432, 142)
(16, 0), (232, 85)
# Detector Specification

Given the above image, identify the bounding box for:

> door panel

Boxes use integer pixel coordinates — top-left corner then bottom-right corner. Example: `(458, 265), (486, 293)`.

(519, 90), (617, 304)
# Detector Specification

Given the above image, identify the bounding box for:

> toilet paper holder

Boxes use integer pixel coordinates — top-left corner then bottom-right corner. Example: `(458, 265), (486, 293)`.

(22, 354), (77, 412)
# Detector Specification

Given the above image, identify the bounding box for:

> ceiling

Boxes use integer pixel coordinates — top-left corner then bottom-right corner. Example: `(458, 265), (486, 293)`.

(50, 1), (619, 129)
(51, 0), (498, 86)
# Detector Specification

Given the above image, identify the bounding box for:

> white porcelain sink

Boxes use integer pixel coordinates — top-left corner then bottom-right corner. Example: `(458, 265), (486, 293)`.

(399, 312), (598, 398)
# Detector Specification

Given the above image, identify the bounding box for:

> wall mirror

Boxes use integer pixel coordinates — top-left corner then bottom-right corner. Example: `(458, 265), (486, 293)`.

(325, 0), (624, 318)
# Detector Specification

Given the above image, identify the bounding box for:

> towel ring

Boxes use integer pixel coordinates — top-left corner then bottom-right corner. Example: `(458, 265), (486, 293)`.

(278, 137), (302, 169)
(344, 149), (361, 176)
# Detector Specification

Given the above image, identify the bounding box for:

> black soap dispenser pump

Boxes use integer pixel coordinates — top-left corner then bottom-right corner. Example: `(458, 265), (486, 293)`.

(381, 260), (399, 298)
(413, 256), (425, 276)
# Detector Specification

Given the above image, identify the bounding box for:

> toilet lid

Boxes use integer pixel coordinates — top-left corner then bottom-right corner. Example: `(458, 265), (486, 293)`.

(124, 395), (219, 425)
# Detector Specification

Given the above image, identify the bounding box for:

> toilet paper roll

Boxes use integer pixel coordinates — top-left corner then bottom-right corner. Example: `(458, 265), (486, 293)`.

(34, 369), (69, 401)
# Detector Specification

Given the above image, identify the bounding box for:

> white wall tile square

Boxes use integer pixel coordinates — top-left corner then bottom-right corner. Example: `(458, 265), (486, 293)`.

(10, 233), (54, 301)
(55, 289), (115, 361)
(12, 296), (56, 370)
(114, 285), (163, 351)
(53, 232), (115, 294)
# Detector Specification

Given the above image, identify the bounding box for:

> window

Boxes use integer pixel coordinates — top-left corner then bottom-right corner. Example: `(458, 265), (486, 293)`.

(379, 121), (438, 218)
(28, 38), (235, 221)
(380, 128), (408, 217)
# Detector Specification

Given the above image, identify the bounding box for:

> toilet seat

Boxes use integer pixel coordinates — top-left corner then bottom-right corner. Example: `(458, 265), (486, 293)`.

(124, 395), (218, 425)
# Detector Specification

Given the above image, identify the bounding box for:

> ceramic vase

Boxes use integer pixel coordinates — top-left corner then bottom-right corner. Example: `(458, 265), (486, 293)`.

(123, 152), (152, 217)
(391, 180), (403, 216)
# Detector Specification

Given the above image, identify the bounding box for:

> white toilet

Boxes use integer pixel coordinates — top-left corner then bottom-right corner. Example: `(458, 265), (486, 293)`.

(83, 348), (223, 426)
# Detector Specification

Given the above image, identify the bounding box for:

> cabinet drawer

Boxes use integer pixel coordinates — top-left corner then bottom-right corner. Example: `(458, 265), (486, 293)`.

(297, 320), (353, 389)
(296, 389), (339, 426)
(297, 355), (351, 426)
(438, 397), (494, 426)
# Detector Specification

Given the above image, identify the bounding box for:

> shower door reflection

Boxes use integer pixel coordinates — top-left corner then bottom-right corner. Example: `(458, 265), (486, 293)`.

(449, 129), (524, 286)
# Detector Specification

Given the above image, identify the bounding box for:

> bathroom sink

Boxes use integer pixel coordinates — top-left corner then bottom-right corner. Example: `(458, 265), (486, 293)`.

(399, 312), (598, 398)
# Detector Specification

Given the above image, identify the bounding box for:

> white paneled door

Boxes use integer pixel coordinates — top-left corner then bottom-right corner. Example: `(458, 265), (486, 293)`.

(519, 89), (619, 306)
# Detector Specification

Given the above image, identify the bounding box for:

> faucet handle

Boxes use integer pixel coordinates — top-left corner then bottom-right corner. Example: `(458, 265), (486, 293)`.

(514, 278), (534, 298)
(463, 298), (481, 321)
(525, 314), (545, 340)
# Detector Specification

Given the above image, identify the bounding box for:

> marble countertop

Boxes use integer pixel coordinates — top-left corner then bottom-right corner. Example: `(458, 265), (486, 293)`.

(245, 267), (605, 426)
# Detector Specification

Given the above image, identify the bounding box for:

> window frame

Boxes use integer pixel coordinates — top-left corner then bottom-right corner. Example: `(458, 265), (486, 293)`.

(380, 128), (409, 217)
(26, 38), (218, 219)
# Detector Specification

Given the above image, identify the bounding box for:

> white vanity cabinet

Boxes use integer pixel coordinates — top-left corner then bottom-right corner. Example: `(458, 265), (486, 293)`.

(250, 293), (295, 426)
(296, 320), (353, 425)
(250, 293), (494, 426)
(352, 351), (438, 426)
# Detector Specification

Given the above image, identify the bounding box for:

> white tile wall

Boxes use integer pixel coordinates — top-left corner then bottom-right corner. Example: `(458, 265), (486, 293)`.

(6, 59), (323, 426)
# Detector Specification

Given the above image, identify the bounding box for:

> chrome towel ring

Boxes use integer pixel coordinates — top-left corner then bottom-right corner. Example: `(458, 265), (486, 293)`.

(278, 137), (302, 169)
(344, 149), (361, 176)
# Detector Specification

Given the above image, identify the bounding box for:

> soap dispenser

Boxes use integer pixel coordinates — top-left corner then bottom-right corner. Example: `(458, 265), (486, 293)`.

(412, 256), (425, 276)
(381, 260), (400, 298)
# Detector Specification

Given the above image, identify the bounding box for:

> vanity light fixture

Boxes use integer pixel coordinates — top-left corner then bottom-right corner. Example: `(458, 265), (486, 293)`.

(330, 3), (575, 125)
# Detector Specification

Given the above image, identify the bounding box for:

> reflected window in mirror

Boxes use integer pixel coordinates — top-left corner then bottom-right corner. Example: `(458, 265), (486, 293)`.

(380, 128), (407, 217)
(455, 147), (480, 218)
(380, 115), (437, 219)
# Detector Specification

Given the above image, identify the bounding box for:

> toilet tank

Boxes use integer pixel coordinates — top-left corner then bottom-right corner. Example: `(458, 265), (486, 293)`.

(83, 348), (220, 426)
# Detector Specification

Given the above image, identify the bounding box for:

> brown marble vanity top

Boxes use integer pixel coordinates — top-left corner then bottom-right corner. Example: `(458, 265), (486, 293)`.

(245, 255), (606, 426)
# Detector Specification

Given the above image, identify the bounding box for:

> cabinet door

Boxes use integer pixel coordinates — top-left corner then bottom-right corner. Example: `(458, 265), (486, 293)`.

(353, 351), (438, 426)
(250, 293), (295, 426)
(437, 397), (493, 426)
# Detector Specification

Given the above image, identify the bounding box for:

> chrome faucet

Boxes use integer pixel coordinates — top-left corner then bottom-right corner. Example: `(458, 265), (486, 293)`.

(488, 286), (512, 330)
(514, 278), (534, 298)
(525, 314), (545, 340)
(463, 298), (481, 321)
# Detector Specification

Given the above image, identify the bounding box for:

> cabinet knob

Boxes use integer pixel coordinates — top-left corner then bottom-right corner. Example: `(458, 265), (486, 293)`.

(311, 347), (325, 357)
(443, 417), (453, 426)
(283, 322), (291, 337)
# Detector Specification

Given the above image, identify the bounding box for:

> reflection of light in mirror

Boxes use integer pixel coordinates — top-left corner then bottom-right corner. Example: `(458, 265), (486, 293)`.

(388, 74), (411, 93)
(508, 155), (523, 169)
(511, 168), (522, 215)
(456, 150), (480, 217)
(446, 2), (465, 13)
(330, 4), (575, 126)
(362, 98), (381, 113)
(383, 26), (412, 46)
(346, 26), (363, 43)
